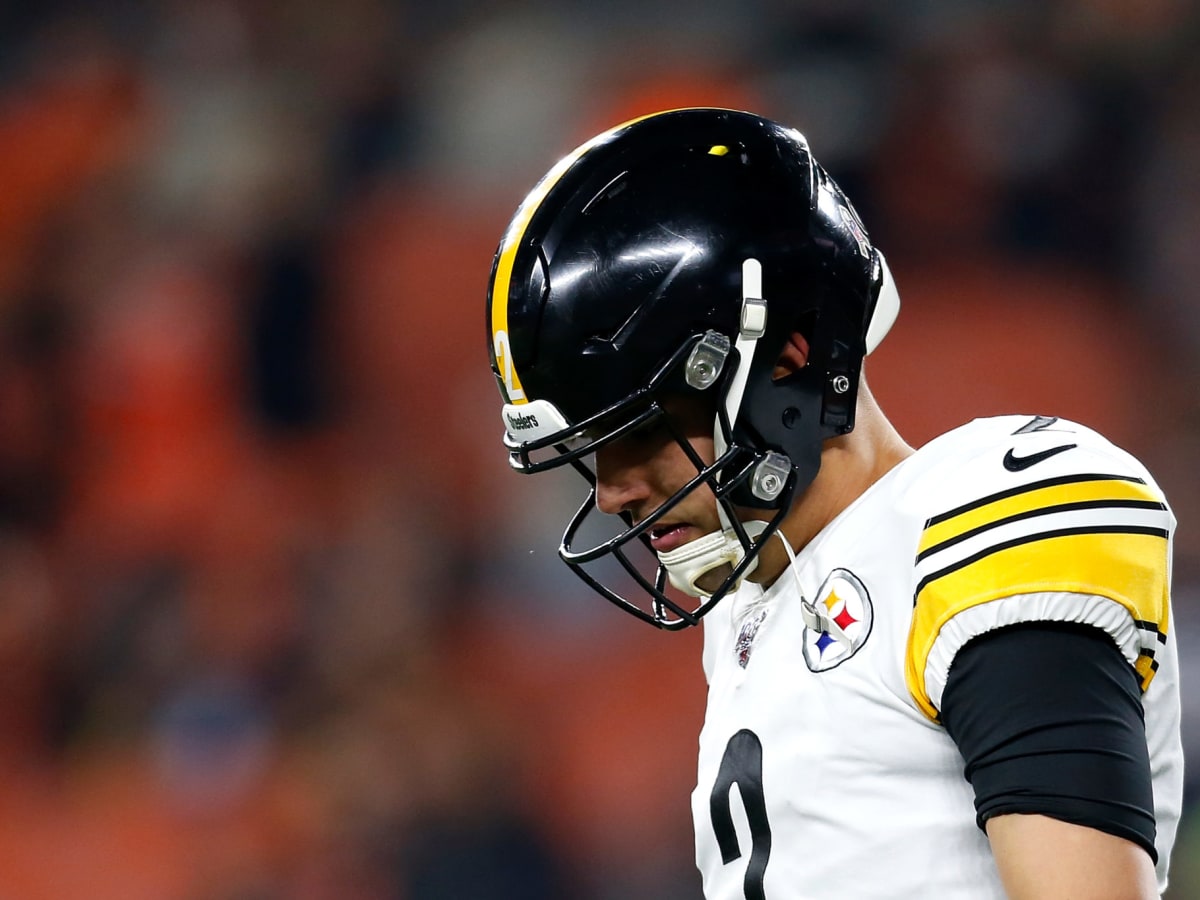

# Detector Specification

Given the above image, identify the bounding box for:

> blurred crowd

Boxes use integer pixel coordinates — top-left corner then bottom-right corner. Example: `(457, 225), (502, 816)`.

(0, 1), (1198, 897)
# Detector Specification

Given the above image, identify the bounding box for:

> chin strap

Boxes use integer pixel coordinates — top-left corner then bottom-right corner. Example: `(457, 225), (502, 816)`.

(773, 529), (847, 638)
(658, 520), (768, 598)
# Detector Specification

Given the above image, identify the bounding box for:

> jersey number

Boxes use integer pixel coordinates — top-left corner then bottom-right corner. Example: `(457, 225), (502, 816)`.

(710, 729), (772, 900)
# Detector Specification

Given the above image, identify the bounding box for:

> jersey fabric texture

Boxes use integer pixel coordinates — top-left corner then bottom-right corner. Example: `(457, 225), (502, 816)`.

(691, 416), (1183, 900)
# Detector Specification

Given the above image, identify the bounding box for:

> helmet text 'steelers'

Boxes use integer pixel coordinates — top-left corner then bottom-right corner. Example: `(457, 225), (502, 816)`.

(505, 411), (540, 431)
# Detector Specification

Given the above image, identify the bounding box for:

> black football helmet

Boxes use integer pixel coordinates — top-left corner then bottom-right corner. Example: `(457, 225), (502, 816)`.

(486, 108), (899, 629)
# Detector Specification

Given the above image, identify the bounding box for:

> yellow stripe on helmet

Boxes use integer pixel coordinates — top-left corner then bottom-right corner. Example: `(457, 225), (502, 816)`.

(488, 110), (679, 405)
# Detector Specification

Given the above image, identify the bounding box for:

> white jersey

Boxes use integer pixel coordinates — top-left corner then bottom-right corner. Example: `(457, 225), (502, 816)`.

(692, 416), (1183, 899)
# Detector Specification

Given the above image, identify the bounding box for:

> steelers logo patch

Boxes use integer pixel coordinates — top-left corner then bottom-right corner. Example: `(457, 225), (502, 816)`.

(801, 568), (873, 672)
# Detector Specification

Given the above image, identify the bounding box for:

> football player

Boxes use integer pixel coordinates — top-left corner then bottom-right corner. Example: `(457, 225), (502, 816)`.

(485, 108), (1182, 899)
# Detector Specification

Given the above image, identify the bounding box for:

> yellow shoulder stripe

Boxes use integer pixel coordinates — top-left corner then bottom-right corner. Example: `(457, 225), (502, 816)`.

(919, 474), (1162, 556)
(905, 472), (1171, 719)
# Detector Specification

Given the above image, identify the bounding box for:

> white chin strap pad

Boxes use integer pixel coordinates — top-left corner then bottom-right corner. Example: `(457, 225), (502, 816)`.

(657, 520), (769, 598)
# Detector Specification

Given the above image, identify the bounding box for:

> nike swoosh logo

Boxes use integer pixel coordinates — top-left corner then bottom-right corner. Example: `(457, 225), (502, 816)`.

(1003, 443), (1078, 472)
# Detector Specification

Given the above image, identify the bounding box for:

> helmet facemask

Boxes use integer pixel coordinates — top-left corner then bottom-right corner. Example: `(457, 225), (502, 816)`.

(501, 306), (797, 629)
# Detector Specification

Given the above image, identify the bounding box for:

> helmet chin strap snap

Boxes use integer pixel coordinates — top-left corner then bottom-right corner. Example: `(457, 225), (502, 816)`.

(658, 520), (769, 598)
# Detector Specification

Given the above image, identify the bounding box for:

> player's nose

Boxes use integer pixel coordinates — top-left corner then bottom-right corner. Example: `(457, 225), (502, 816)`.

(594, 449), (652, 517)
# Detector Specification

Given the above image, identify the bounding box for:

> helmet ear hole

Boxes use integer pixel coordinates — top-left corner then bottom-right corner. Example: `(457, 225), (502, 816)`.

(772, 332), (810, 381)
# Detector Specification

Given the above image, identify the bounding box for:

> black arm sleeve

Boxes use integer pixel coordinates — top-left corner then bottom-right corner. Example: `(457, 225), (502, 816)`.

(939, 621), (1157, 862)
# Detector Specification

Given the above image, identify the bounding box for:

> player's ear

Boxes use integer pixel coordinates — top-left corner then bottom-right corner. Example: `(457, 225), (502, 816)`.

(772, 331), (810, 381)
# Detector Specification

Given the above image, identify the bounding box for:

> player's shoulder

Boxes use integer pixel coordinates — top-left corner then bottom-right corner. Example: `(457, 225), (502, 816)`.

(902, 414), (1168, 520)
(902, 415), (1175, 720)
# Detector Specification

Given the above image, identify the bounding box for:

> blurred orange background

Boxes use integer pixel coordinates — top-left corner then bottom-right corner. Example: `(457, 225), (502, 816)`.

(0, 2), (1198, 897)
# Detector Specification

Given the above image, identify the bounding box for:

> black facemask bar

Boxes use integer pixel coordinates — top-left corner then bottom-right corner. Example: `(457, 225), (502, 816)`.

(559, 441), (795, 629)
(505, 330), (797, 628)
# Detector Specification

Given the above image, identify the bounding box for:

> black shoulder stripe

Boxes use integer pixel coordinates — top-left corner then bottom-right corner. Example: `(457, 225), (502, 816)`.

(1134, 620), (1168, 643)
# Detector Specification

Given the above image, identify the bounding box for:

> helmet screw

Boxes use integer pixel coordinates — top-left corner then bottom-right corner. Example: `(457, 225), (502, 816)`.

(750, 451), (791, 502)
(685, 331), (731, 390)
(832, 375), (850, 394)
